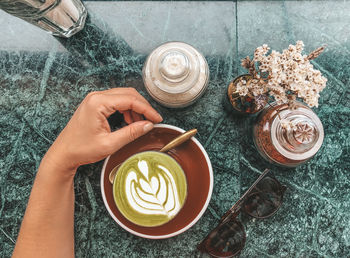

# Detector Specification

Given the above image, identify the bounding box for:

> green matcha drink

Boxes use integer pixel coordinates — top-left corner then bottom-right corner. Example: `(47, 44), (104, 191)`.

(113, 151), (187, 227)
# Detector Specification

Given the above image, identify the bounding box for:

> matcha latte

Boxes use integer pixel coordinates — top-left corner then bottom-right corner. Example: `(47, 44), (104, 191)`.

(113, 151), (187, 227)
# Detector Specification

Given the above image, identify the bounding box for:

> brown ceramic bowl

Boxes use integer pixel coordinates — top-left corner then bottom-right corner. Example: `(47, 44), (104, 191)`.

(101, 124), (213, 239)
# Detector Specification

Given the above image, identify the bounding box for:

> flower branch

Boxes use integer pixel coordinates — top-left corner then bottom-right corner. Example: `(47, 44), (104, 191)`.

(237, 41), (327, 108)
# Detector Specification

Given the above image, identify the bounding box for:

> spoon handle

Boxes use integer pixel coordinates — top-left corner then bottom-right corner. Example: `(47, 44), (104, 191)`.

(159, 129), (197, 153)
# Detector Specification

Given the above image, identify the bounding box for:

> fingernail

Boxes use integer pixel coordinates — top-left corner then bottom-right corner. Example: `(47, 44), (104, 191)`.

(143, 122), (154, 133)
(158, 113), (163, 121)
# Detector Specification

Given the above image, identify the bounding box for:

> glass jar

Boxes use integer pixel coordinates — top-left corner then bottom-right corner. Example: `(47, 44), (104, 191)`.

(142, 41), (209, 108)
(253, 101), (324, 167)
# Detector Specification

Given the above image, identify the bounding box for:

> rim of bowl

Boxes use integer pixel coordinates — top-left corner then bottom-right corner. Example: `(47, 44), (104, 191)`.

(100, 124), (214, 239)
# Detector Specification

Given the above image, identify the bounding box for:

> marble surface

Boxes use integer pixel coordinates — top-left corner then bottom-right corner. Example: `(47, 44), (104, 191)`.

(1, 1), (350, 257)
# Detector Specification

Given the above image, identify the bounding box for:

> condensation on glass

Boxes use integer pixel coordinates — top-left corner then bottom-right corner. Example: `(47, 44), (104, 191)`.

(253, 101), (324, 167)
(0, 0), (87, 38)
(142, 41), (209, 108)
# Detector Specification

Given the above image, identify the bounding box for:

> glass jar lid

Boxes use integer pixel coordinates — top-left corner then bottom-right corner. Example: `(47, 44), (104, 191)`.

(271, 104), (324, 161)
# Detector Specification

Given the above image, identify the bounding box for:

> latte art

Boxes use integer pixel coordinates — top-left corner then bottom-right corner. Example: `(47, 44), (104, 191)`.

(113, 151), (187, 227)
(125, 160), (181, 217)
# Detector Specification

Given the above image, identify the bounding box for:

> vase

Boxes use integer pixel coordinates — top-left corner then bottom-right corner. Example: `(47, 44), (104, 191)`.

(224, 74), (265, 115)
(253, 101), (324, 167)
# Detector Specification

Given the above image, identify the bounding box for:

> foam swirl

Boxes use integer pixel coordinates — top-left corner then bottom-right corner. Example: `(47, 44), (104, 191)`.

(125, 160), (181, 218)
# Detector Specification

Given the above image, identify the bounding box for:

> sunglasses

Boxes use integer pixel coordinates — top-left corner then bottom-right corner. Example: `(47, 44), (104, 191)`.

(197, 169), (287, 257)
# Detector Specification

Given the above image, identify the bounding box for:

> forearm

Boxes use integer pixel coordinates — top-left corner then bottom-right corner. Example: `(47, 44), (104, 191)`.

(13, 155), (76, 258)
(12, 88), (162, 257)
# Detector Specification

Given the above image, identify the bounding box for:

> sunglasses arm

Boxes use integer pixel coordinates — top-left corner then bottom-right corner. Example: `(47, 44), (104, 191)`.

(220, 202), (242, 224)
(220, 169), (271, 224)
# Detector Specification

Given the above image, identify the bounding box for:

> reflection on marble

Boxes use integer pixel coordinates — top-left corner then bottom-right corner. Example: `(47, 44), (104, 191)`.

(1, 1), (350, 257)
(0, 2), (236, 55)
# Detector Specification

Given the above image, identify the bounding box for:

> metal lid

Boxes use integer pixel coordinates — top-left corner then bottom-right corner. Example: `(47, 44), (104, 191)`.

(142, 42), (209, 108)
(271, 104), (324, 161)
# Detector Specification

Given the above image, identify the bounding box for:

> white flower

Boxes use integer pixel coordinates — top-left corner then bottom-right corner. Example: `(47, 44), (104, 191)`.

(240, 41), (326, 108)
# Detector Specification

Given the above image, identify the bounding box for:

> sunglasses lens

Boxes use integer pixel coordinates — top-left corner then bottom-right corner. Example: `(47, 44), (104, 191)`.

(203, 219), (246, 258)
(243, 177), (284, 218)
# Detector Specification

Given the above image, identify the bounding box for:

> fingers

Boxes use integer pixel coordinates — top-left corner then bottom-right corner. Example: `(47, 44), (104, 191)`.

(113, 95), (162, 123)
(131, 111), (143, 122)
(85, 93), (162, 123)
(105, 89), (146, 123)
(122, 111), (142, 124)
(96, 88), (149, 105)
(107, 120), (154, 150)
(123, 111), (133, 124)
(86, 88), (163, 124)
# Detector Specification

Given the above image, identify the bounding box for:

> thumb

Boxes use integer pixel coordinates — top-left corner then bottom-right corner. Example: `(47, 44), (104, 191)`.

(108, 120), (154, 151)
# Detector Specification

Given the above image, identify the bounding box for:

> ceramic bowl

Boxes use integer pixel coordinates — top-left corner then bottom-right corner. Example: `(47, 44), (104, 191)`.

(101, 124), (213, 239)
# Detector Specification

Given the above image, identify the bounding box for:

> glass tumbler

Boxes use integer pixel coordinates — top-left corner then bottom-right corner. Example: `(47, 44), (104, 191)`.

(0, 0), (87, 38)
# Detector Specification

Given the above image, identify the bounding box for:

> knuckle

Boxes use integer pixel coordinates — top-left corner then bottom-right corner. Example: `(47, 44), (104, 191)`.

(128, 126), (140, 142)
(127, 87), (138, 94)
(129, 95), (138, 103)
(99, 138), (112, 152)
(86, 91), (97, 98)
(85, 93), (101, 107)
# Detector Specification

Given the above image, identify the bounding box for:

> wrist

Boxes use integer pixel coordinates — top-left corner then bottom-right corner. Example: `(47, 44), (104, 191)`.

(40, 150), (78, 180)
(45, 135), (81, 171)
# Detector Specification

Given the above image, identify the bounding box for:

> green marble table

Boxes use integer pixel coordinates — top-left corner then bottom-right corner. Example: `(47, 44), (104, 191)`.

(1, 1), (350, 257)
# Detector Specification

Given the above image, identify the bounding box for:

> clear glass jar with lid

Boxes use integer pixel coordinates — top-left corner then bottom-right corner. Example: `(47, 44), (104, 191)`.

(142, 42), (209, 108)
(253, 101), (324, 167)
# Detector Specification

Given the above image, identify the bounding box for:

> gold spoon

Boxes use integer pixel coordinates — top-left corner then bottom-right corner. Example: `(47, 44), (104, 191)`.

(108, 128), (198, 184)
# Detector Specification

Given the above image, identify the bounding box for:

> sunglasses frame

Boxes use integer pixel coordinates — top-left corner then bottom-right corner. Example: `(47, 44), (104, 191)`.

(198, 169), (287, 257)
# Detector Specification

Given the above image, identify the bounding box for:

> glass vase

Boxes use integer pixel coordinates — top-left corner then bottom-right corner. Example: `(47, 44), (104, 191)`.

(224, 74), (266, 116)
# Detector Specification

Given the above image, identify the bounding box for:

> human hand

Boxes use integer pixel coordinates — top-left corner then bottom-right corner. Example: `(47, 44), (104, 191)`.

(43, 88), (163, 173)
